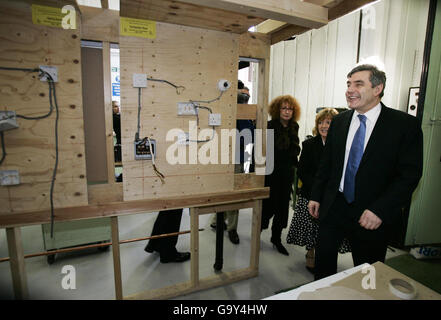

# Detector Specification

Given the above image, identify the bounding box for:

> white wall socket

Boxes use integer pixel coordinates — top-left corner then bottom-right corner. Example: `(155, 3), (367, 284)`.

(0, 170), (20, 186)
(177, 102), (197, 116)
(133, 73), (147, 88)
(39, 65), (58, 82)
(209, 113), (221, 126)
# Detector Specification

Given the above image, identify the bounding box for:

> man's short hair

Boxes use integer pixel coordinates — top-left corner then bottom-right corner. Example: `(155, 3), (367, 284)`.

(347, 64), (386, 98)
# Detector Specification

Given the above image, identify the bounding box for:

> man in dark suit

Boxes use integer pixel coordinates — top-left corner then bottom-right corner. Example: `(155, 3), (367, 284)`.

(308, 64), (423, 280)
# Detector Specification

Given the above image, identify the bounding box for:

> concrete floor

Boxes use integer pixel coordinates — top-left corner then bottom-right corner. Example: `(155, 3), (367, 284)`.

(0, 206), (407, 300)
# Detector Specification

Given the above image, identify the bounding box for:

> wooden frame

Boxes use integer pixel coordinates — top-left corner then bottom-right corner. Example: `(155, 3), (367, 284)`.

(1, 190), (267, 299)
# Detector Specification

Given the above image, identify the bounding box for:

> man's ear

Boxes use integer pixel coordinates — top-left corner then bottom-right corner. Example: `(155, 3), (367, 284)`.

(374, 83), (384, 97)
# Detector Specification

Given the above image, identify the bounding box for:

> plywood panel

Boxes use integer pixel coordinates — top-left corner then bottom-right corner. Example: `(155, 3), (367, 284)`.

(0, 1), (88, 213)
(120, 22), (238, 201)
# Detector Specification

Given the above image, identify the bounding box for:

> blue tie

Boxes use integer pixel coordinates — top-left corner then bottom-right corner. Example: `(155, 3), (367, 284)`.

(343, 114), (367, 203)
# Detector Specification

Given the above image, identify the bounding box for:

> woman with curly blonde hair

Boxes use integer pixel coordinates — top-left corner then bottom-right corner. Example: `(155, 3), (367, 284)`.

(262, 95), (301, 255)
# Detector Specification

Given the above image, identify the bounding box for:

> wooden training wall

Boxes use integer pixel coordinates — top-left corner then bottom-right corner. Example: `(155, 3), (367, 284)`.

(0, 1), (88, 214)
(120, 23), (239, 201)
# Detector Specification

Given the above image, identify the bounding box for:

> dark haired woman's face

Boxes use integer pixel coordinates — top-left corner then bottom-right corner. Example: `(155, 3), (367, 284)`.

(279, 102), (293, 122)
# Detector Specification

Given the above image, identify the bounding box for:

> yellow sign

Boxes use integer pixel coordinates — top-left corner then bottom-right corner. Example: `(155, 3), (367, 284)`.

(31, 4), (77, 29)
(120, 17), (156, 39)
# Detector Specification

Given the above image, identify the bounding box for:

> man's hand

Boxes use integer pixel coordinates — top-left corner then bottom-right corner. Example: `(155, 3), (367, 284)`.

(308, 200), (320, 219)
(359, 209), (382, 230)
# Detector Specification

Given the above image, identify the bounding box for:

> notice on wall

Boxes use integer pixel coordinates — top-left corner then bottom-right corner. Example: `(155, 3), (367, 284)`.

(120, 17), (156, 39)
(31, 4), (77, 29)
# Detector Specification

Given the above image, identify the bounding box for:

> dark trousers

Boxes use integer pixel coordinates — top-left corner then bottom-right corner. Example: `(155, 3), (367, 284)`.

(314, 193), (389, 280)
(261, 172), (293, 243)
(147, 209), (183, 259)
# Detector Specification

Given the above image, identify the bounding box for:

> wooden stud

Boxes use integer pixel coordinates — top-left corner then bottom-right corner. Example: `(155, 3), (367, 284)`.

(250, 199), (262, 271)
(102, 41), (115, 185)
(125, 267), (257, 300)
(190, 207), (199, 288)
(236, 104), (257, 120)
(110, 216), (123, 300)
(6, 227), (28, 300)
(195, 200), (255, 215)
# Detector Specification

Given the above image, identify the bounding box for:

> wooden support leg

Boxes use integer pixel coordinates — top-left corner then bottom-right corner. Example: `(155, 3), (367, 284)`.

(250, 200), (262, 271)
(190, 208), (199, 288)
(6, 227), (28, 300)
(111, 216), (123, 300)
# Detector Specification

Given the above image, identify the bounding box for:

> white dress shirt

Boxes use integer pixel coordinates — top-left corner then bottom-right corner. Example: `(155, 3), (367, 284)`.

(339, 103), (382, 192)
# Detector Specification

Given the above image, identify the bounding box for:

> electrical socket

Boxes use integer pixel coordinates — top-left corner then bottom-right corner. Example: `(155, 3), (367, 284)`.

(0, 170), (20, 186)
(133, 73), (147, 88)
(177, 102), (198, 116)
(39, 65), (58, 82)
(209, 113), (221, 126)
(0, 111), (19, 132)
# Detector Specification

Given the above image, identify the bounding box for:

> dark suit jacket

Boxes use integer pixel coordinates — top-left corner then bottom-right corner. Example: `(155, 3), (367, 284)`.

(298, 135), (324, 199)
(310, 103), (423, 226)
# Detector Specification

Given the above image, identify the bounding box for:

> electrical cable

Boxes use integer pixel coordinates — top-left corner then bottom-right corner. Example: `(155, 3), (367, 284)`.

(147, 137), (165, 184)
(0, 132), (6, 165)
(135, 87), (165, 183)
(135, 87), (142, 141)
(0, 66), (59, 238)
(186, 105), (216, 143)
(146, 77), (185, 95)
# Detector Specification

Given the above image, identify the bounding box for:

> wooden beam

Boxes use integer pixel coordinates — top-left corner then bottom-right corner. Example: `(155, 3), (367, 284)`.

(270, 24), (310, 44)
(124, 267), (258, 300)
(111, 216), (123, 300)
(268, 0), (375, 44)
(120, 0), (264, 34)
(239, 32), (271, 60)
(328, 0), (376, 21)
(303, 0), (337, 6)
(80, 6), (119, 43)
(0, 188), (269, 228)
(237, 104), (257, 120)
(234, 173), (265, 190)
(195, 200), (256, 215)
(6, 227), (28, 300)
(256, 19), (288, 34)
(190, 208), (199, 288)
(178, 0), (328, 29)
(100, 0), (108, 9)
(250, 200), (262, 270)
(102, 41), (115, 185)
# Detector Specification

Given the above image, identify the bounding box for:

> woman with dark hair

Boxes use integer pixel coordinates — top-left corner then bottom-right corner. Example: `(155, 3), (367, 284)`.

(261, 95), (301, 256)
(287, 108), (351, 271)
